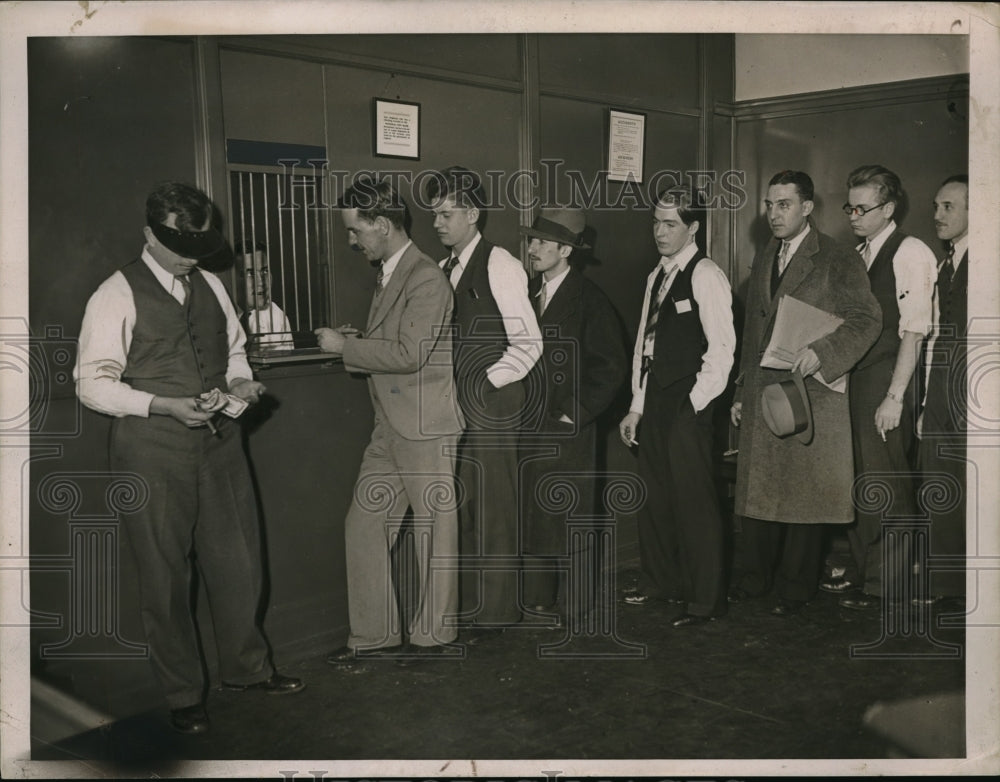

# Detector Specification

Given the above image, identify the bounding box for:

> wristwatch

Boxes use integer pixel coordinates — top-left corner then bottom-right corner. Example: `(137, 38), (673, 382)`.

(885, 390), (902, 403)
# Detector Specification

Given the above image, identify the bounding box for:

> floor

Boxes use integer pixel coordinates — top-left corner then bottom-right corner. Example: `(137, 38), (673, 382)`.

(32, 546), (967, 774)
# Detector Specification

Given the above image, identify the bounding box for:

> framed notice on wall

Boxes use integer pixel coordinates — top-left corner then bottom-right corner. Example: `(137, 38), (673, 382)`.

(606, 108), (646, 183)
(372, 98), (421, 160)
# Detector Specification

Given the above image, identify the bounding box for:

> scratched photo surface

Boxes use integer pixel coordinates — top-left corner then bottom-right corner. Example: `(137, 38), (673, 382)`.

(1, 2), (997, 780)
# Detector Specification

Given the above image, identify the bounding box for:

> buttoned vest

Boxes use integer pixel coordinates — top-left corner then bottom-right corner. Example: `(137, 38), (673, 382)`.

(648, 255), (707, 391)
(857, 229), (906, 371)
(452, 238), (509, 384)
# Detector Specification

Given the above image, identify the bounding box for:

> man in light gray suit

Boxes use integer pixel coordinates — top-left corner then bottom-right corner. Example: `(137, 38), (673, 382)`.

(316, 177), (464, 666)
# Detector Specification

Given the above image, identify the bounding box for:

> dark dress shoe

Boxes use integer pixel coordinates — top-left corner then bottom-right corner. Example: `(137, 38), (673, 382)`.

(170, 704), (209, 735)
(222, 672), (305, 695)
(623, 592), (649, 605)
(819, 576), (857, 594)
(670, 613), (715, 627)
(394, 644), (455, 668)
(771, 599), (807, 616)
(727, 586), (754, 604)
(326, 644), (402, 665)
(463, 627), (505, 646)
(839, 592), (879, 610)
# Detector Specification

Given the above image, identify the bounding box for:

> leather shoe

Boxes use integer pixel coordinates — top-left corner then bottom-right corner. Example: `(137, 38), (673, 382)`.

(394, 643), (456, 668)
(670, 613), (715, 627)
(170, 703), (209, 735)
(623, 592), (649, 605)
(771, 599), (807, 616)
(839, 592), (879, 610)
(463, 627), (505, 646)
(726, 586), (755, 604)
(222, 672), (305, 695)
(819, 576), (857, 594)
(326, 644), (402, 665)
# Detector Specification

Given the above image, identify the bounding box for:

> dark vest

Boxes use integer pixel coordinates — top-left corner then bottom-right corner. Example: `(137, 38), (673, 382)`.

(925, 250), (968, 426)
(452, 237), (509, 383)
(648, 254), (707, 391)
(120, 259), (229, 397)
(857, 229), (907, 370)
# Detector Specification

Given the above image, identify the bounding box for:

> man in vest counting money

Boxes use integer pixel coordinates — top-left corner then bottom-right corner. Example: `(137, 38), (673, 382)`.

(75, 182), (304, 736)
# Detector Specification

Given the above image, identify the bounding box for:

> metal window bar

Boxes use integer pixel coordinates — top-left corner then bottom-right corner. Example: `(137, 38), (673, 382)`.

(227, 165), (330, 365)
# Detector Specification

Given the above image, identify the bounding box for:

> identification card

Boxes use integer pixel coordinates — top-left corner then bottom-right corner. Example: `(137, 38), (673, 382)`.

(674, 298), (692, 313)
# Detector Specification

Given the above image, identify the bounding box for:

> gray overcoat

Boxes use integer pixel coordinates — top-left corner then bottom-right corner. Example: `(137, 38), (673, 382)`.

(734, 224), (881, 524)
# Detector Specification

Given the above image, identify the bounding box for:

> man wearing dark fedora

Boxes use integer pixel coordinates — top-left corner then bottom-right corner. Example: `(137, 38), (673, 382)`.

(618, 186), (736, 627)
(519, 207), (627, 624)
(424, 166), (542, 641)
(75, 182), (304, 735)
(728, 170), (881, 616)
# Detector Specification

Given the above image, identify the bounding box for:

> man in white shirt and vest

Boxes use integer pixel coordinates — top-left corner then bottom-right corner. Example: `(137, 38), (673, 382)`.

(827, 165), (936, 610)
(75, 182), (303, 736)
(618, 187), (736, 626)
(424, 165), (543, 642)
(917, 174), (969, 605)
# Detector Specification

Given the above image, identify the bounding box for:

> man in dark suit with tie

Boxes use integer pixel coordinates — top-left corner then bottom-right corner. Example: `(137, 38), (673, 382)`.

(728, 170), (881, 616)
(424, 166), (542, 642)
(916, 174), (969, 605)
(316, 177), (465, 666)
(519, 207), (627, 624)
(618, 187), (736, 627)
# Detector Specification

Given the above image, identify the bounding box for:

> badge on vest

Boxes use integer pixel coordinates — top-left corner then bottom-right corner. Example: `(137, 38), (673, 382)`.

(468, 288), (480, 300)
(674, 298), (692, 313)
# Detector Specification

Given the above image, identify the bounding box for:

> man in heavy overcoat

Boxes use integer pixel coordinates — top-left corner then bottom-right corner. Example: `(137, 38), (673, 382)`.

(729, 170), (881, 615)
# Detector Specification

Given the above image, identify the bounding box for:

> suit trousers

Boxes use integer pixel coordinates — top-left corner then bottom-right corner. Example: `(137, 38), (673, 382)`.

(345, 418), (459, 648)
(847, 361), (916, 595)
(457, 379), (526, 625)
(111, 415), (272, 710)
(636, 384), (726, 617)
(733, 517), (825, 602)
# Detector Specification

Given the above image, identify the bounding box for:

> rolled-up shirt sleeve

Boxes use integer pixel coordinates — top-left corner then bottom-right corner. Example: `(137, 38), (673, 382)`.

(893, 236), (937, 338)
(485, 246), (543, 387)
(74, 272), (155, 418)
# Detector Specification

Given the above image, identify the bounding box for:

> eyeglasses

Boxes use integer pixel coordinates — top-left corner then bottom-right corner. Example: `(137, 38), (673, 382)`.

(842, 202), (887, 217)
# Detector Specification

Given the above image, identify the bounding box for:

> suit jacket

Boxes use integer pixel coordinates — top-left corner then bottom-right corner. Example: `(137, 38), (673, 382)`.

(521, 267), (627, 553)
(734, 224), (881, 524)
(342, 242), (464, 440)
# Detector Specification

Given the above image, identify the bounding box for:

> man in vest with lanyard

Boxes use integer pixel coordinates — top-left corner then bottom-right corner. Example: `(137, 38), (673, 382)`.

(75, 182), (303, 736)
(618, 186), (735, 627)
(425, 166), (543, 643)
(917, 174), (970, 607)
(827, 165), (937, 611)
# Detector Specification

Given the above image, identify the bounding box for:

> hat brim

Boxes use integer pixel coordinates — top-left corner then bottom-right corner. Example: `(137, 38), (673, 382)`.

(149, 221), (233, 263)
(760, 370), (814, 444)
(791, 370), (814, 445)
(519, 225), (590, 250)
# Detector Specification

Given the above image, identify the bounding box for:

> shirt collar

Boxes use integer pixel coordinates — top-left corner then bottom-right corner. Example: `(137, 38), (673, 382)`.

(142, 246), (188, 293)
(781, 223), (811, 259)
(540, 265), (571, 293)
(453, 231), (482, 267)
(659, 240), (699, 272)
(951, 235), (968, 266)
(381, 239), (412, 278)
(858, 220), (896, 259)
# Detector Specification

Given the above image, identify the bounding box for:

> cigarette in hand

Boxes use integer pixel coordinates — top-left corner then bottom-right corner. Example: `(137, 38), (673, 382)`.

(878, 429), (886, 442)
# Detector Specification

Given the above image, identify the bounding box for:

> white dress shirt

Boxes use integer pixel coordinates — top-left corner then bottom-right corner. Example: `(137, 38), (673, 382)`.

(629, 241), (735, 414)
(441, 231), (542, 387)
(380, 239), (411, 288)
(536, 265), (571, 315)
(74, 248), (253, 418)
(858, 220), (936, 337)
(779, 224), (811, 274)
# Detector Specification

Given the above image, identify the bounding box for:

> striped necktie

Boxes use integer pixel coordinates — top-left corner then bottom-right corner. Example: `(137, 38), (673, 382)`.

(177, 274), (192, 306)
(443, 254), (460, 282)
(375, 265), (385, 295)
(942, 244), (955, 281)
(642, 265), (669, 353)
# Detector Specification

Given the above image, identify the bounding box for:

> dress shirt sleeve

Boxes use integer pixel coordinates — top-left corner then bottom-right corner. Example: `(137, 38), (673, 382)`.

(689, 260), (736, 412)
(628, 271), (656, 416)
(892, 236), (937, 338)
(74, 272), (155, 418)
(200, 271), (254, 387)
(485, 246), (543, 387)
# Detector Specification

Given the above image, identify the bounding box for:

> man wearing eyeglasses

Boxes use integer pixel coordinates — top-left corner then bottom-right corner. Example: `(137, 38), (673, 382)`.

(728, 170), (881, 617)
(825, 165), (937, 611)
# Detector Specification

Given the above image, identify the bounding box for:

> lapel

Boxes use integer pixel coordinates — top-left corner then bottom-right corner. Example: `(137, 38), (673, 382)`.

(366, 243), (419, 332)
(763, 225), (818, 318)
(538, 267), (582, 326)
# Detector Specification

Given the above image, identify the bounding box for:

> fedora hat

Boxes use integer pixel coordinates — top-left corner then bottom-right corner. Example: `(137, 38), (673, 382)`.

(520, 207), (590, 249)
(761, 370), (813, 444)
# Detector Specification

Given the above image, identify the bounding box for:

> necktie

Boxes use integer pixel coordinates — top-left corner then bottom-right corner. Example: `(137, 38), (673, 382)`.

(443, 255), (460, 282)
(778, 241), (792, 275)
(375, 265), (385, 295)
(538, 282), (548, 316)
(642, 265), (669, 350)
(862, 241), (872, 267)
(177, 274), (192, 306)
(943, 244), (955, 281)
(770, 242), (786, 297)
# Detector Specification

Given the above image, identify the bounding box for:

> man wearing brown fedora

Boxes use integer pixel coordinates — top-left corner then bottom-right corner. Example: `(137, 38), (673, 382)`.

(424, 166), (542, 642)
(519, 207), (627, 624)
(618, 186), (736, 627)
(728, 170), (881, 616)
